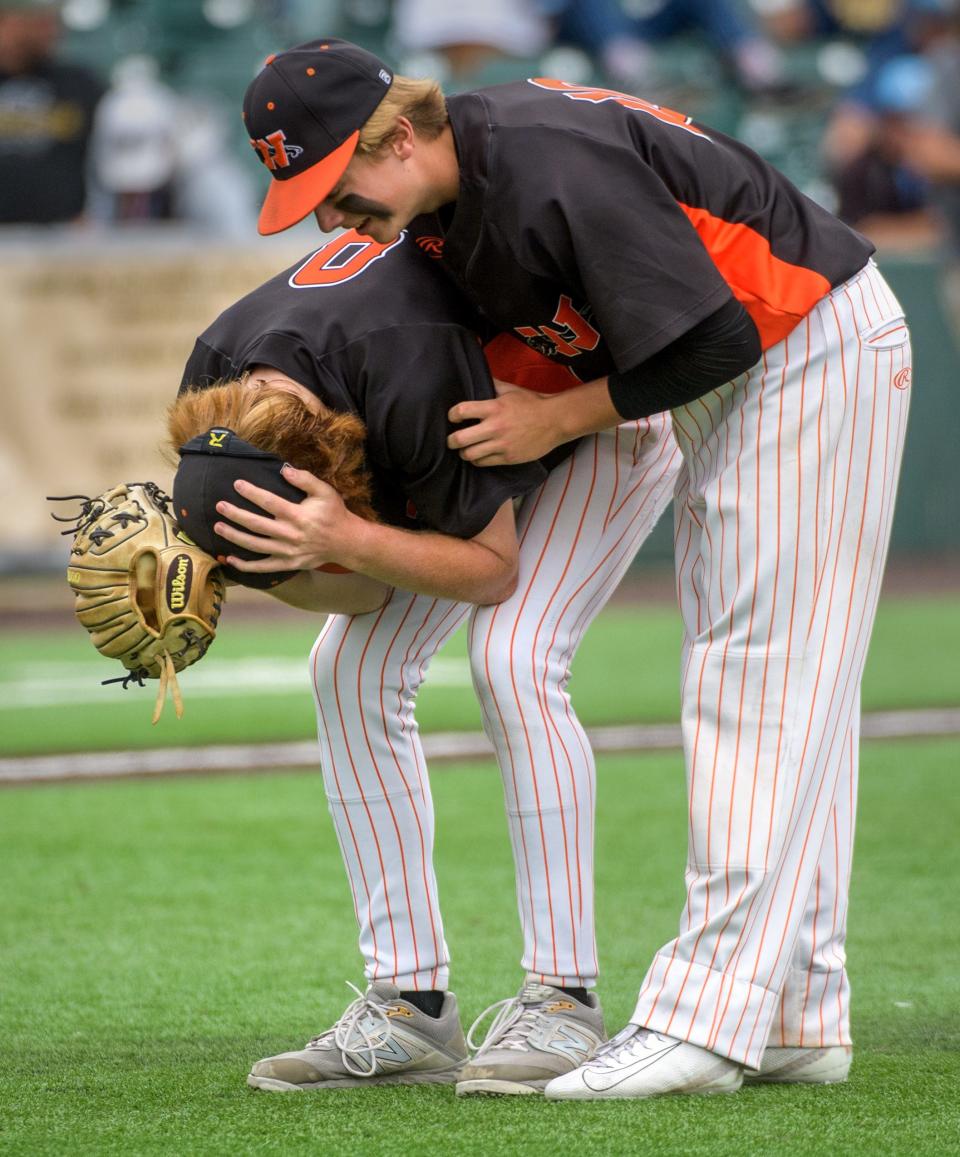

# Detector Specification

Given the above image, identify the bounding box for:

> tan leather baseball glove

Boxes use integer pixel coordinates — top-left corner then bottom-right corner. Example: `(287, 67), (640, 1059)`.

(50, 481), (226, 723)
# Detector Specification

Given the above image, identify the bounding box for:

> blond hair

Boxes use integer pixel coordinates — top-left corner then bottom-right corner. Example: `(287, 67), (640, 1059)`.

(357, 74), (447, 155)
(166, 381), (378, 522)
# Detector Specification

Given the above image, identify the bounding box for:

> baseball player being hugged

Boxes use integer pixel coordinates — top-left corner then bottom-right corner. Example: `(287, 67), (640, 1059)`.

(169, 221), (679, 1092)
(243, 39), (912, 1097)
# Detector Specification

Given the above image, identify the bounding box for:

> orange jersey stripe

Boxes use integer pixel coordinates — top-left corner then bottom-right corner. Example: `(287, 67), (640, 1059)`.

(483, 332), (582, 393)
(679, 204), (832, 351)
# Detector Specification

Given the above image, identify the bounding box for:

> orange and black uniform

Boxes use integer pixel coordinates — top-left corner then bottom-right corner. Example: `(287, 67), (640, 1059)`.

(180, 234), (545, 536)
(410, 79), (875, 418)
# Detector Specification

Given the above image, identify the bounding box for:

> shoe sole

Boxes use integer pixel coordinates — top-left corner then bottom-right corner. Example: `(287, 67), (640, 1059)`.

(248, 1065), (462, 1092)
(743, 1049), (852, 1086)
(743, 1066), (850, 1085)
(456, 1078), (547, 1096)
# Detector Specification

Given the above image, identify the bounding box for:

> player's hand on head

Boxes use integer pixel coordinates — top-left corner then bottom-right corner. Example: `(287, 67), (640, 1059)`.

(447, 384), (561, 466)
(214, 465), (356, 573)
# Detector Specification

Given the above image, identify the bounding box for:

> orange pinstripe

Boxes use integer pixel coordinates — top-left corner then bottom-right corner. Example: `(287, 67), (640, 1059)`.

(471, 482), (552, 969)
(316, 613), (390, 969)
(523, 444), (599, 975)
(470, 414), (679, 987)
(376, 597), (451, 987)
(631, 262), (910, 1068)
(354, 609), (426, 980)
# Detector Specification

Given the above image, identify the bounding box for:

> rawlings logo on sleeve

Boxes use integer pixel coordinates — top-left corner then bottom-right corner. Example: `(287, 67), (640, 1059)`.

(415, 235), (444, 259)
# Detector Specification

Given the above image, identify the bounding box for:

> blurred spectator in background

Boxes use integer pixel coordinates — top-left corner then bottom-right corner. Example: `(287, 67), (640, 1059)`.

(831, 53), (941, 247)
(897, 11), (960, 254)
(391, 0), (786, 91)
(0, 0), (104, 224)
(894, 9), (960, 321)
(88, 54), (258, 236)
(549, 0), (787, 92)
(90, 55), (178, 222)
(760, 0), (953, 166)
(390, 0), (552, 80)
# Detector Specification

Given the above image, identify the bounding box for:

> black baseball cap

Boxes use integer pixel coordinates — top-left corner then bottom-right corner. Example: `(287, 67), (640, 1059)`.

(243, 38), (394, 236)
(174, 428), (306, 590)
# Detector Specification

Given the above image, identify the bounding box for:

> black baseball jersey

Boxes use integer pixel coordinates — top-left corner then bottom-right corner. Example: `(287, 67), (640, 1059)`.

(180, 231), (546, 537)
(410, 79), (875, 385)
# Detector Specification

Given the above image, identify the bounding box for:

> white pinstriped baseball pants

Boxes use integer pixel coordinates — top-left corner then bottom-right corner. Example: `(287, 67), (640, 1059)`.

(632, 261), (911, 1068)
(309, 412), (680, 991)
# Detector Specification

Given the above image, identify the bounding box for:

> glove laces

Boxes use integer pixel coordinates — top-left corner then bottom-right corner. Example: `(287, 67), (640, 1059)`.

(101, 650), (183, 724)
(153, 651), (184, 724)
(307, 982), (399, 1078)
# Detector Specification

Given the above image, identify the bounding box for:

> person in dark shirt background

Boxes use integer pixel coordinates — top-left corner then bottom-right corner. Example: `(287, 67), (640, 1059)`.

(0, 0), (104, 224)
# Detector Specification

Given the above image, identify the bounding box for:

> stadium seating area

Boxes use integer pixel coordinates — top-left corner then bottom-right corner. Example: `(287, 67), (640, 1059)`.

(56, 0), (856, 208)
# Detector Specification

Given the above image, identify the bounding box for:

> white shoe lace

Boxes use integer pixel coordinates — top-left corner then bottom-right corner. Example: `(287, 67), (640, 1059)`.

(466, 983), (558, 1056)
(305, 981), (397, 1078)
(585, 1024), (654, 1070)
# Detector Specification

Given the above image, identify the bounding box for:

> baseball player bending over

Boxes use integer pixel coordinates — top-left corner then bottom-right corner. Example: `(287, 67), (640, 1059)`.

(169, 229), (679, 1092)
(243, 38), (912, 1098)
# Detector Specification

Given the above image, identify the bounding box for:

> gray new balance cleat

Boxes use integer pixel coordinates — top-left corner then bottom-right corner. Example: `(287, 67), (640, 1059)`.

(456, 980), (606, 1096)
(744, 1044), (852, 1085)
(247, 981), (468, 1091)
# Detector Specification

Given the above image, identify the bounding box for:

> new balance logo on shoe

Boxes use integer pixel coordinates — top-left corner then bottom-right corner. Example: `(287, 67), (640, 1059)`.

(548, 1024), (595, 1063)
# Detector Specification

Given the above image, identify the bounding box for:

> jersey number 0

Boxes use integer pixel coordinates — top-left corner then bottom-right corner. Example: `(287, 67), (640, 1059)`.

(289, 231), (405, 288)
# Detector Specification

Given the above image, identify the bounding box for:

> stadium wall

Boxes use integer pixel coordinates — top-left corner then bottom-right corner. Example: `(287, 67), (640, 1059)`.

(0, 234), (957, 569)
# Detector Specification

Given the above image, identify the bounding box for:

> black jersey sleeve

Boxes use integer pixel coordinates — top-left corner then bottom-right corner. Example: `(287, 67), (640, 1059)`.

(179, 333), (316, 392)
(607, 296), (761, 417)
(506, 129), (735, 370)
(357, 323), (547, 539)
(180, 338), (235, 391)
(180, 331), (354, 411)
(231, 331), (321, 389)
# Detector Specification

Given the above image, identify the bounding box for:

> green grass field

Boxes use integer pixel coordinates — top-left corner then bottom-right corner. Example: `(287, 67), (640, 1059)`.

(1, 593), (958, 1154)
(2, 595), (959, 755)
(1, 741), (958, 1155)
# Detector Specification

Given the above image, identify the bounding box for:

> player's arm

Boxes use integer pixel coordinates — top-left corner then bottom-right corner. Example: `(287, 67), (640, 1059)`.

(448, 298), (761, 465)
(215, 475), (519, 606)
(265, 568), (391, 614)
(450, 130), (760, 464)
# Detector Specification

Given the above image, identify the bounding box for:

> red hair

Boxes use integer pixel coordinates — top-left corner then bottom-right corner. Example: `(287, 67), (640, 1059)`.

(165, 381), (378, 522)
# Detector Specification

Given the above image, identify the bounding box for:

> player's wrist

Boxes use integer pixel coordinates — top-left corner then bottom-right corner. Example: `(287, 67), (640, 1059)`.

(546, 392), (581, 446)
(333, 510), (380, 574)
(550, 379), (621, 443)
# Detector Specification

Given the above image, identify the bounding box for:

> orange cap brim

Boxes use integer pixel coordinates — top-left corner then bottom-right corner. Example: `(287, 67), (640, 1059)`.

(257, 130), (360, 235)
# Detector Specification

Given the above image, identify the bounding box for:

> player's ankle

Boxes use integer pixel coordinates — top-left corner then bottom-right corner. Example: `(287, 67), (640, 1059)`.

(399, 989), (446, 1018)
(558, 986), (591, 1005)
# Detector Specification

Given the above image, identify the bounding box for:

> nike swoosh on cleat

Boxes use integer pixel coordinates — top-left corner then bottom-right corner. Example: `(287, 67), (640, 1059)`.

(581, 1041), (682, 1092)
